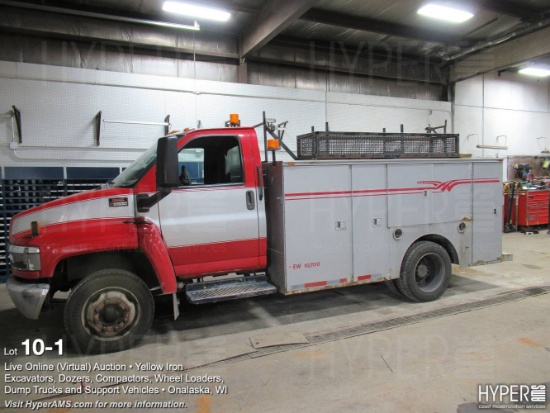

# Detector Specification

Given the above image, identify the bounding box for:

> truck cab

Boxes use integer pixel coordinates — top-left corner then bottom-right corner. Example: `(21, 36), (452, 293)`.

(143, 130), (267, 279)
(8, 128), (268, 353)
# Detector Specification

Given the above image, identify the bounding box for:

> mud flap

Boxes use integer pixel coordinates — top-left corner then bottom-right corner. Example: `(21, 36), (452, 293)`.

(173, 293), (180, 320)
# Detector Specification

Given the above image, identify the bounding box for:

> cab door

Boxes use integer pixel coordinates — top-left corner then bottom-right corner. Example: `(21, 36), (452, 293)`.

(158, 134), (263, 277)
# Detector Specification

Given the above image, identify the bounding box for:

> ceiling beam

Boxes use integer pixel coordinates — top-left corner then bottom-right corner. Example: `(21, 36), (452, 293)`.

(240, 0), (321, 57)
(300, 9), (459, 44)
(457, 0), (543, 21)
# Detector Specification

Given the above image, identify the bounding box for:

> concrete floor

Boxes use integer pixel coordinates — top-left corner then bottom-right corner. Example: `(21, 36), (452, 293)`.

(1, 232), (549, 412)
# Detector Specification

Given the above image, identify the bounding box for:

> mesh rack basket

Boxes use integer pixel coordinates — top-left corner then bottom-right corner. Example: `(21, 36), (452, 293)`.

(296, 132), (459, 159)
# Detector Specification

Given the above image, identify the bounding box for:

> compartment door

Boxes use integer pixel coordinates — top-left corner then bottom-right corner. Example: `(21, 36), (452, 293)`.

(387, 163), (434, 227)
(283, 165), (352, 291)
(472, 163), (502, 264)
(351, 164), (390, 282)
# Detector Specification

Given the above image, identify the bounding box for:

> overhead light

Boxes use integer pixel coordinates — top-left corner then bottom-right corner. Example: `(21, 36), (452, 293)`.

(476, 145), (508, 150)
(417, 4), (474, 23)
(162, 1), (231, 22)
(519, 67), (550, 77)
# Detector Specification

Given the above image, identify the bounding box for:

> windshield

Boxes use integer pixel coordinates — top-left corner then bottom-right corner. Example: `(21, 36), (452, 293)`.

(110, 141), (158, 188)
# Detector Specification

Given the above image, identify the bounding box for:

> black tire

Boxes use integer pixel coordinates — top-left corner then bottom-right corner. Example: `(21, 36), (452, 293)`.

(504, 223), (516, 233)
(64, 269), (154, 354)
(384, 279), (403, 296)
(396, 241), (451, 302)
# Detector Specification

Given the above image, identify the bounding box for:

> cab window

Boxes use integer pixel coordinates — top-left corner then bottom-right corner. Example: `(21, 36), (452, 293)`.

(177, 136), (243, 186)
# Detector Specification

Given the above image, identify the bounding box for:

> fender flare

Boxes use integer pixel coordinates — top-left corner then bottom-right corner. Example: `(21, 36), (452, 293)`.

(137, 219), (177, 294)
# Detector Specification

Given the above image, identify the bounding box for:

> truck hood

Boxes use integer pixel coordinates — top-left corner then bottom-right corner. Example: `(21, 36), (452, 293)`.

(10, 187), (135, 239)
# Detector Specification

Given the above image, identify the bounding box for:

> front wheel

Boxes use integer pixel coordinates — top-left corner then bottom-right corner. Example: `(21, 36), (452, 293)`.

(64, 269), (154, 354)
(396, 241), (451, 302)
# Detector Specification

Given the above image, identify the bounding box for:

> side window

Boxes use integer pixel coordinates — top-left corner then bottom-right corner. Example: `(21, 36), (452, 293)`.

(178, 148), (204, 185)
(178, 136), (243, 186)
(226, 145), (243, 183)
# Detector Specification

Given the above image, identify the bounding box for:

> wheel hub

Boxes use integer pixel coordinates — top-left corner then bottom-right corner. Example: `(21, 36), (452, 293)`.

(416, 264), (429, 280)
(85, 291), (137, 337)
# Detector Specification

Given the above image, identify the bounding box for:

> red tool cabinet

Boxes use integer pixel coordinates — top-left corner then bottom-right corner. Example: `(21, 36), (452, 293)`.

(516, 189), (550, 227)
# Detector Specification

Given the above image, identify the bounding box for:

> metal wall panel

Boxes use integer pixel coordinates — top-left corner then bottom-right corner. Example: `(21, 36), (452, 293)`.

(195, 93), (326, 161)
(253, 42), (446, 85)
(0, 61), (452, 169)
(0, 34), (239, 82)
(0, 8), (239, 55)
(248, 62), (443, 100)
(326, 102), (448, 135)
(454, 73), (550, 158)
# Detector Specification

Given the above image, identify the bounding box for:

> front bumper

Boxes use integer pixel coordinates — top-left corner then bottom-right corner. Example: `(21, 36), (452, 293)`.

(7, 276), (50, 319)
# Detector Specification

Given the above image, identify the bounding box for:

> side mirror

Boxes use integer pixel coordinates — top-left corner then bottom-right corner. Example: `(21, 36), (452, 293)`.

(156, 136), (179, 190)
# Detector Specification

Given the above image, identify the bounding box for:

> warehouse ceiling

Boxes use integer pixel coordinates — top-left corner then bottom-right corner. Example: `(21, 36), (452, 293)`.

(1, 0), (550, 86)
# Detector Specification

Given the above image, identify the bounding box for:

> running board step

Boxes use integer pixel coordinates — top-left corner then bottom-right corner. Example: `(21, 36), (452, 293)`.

(186, 275), (276, 304)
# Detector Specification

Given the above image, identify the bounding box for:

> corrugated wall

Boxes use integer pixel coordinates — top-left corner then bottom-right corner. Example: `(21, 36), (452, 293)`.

(0, 32), (444, 100)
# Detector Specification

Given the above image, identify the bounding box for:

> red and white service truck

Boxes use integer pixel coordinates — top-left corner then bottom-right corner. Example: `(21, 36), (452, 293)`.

(7, 120), (504, 352)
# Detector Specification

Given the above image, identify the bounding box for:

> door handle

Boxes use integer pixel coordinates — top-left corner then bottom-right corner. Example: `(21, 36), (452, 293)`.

(246, 190), (255, 210)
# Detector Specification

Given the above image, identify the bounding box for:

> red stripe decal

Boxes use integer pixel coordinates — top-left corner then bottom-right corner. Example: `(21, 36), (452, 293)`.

(169, 239), (264, 265)
(169, 238), (267, 278)
(358, 275), (372, 281)
(286, 195), (353, 201)
(340, 278), (348, 283)
(285, 178), (500, 201)
(305, 281), (327, 288)
(286, 190), (351, 198)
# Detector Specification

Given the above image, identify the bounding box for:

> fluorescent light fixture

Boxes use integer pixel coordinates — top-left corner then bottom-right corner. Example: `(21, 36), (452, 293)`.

(519, 67), (550, 77)
(417, 4), (474, 23)
(476, 145), (508, 150)
(163, 1), (231, 22)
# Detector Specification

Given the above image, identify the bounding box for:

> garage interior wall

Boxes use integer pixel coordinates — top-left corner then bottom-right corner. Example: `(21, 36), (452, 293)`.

(0, 61), (451, 169)
(1, 60), (548, 170)
(0, 58), (548, 281)
(454, 73), (550, 175)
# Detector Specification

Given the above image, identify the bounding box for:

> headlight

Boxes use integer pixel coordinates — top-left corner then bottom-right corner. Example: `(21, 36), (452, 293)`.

(8, 245), (41, 271)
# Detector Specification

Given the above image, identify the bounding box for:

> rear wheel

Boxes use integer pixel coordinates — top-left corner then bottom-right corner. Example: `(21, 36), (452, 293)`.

(384, 279), (403, 296)
(64, 269), (154, 354)
(396, 241), (451, 302)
